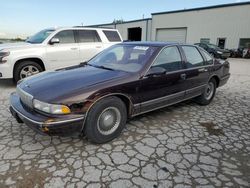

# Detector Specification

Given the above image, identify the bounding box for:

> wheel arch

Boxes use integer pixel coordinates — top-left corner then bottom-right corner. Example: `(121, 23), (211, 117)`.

(90, 93), (133, 117)
(209, 75), (220, 88)
(80, 93), (133, 132)
(13, 57), (46, 77)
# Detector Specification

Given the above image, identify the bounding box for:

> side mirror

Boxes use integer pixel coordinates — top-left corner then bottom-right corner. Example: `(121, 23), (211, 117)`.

(50, 38), (60, 45)
(79, 61), (87, 67)
(145, 66), (166, 77)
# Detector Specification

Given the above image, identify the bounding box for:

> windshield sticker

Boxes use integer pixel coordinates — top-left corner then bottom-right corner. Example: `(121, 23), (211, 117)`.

(134, 46), (149, 51)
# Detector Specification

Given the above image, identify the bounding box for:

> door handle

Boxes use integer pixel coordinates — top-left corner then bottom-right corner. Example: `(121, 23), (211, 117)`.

(180, 73), (186, 80)
(70, 47), (78, 50)
(198, 68), (208, 73)
(95, 46), (102, 48)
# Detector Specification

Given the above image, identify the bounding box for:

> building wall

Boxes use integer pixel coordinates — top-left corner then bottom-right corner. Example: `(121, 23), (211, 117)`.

(97, 19), (152, 41)
(116, 20), (152, 41)
(152, 4), (250, 49)
(96, 24), (115, 29)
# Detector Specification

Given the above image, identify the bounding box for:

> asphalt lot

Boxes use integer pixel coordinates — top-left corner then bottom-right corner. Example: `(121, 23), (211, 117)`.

(0, 58), (249, 188)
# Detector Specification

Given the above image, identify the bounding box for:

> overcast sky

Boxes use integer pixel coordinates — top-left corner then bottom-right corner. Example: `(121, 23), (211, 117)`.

(0, 0), (248, 38)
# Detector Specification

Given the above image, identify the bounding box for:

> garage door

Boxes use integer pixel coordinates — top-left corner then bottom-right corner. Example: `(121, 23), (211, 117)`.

(156, 28), (187, 43)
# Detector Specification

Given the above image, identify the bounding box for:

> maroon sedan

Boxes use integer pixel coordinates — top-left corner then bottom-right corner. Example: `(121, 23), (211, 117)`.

(10, 42), (230, 143)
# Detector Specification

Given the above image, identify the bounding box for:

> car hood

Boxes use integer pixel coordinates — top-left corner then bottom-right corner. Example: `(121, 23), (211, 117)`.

(18, 65), (128, 102)
(0, 42), (37, 51)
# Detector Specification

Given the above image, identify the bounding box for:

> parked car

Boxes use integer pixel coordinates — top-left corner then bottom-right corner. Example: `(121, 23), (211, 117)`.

(10, 42), (230, 143)
(0, 27), (122, 82)
(194, 43), (230, 59)
(229, 48), (244, 58)
(243, 48), (250, 58)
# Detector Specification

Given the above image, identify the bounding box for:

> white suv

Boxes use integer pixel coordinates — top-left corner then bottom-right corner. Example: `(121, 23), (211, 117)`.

(0, 27), (122, 82)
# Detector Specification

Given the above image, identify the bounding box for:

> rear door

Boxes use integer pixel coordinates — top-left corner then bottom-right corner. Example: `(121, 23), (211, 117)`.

(46, 30), (80, 69)
(181, 45), (209, 98)
(76, 29), (104, 62)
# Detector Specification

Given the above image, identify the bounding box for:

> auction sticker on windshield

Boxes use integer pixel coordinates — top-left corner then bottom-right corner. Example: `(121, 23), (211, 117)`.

(134, 46), (149, 50)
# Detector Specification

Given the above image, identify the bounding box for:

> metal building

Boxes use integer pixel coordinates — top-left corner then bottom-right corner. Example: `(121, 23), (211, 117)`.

(89, 18), (152, 41)
(90, 2), (250, 49)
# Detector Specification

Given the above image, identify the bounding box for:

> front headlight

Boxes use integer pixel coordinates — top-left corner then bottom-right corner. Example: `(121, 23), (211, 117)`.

(0, 51), (10, 64)
(33, 99), (71, 114)
(217, 51), (223, 54)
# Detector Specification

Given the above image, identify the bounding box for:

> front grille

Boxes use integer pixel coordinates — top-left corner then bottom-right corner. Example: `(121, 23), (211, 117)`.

(16, 86), (34, 108)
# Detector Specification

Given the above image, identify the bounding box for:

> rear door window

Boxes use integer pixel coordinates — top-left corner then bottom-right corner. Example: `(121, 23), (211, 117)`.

(103, 30), (121, 42)
(200, 48), (213, 65)
(77, 30), (101, 43)
(182, 46), (205, 68)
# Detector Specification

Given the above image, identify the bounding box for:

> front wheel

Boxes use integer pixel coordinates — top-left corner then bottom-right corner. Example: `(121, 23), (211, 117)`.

(194, 78), (217, 105)
(14, 61), (43, 82)
(84, 96), (127, 144)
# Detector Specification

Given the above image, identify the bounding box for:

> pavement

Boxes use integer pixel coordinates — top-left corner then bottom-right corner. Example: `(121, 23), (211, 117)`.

(0, 58), (249, 188)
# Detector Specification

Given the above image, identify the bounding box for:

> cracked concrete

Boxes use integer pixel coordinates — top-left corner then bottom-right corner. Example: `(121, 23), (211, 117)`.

(0, 58), (249, 188)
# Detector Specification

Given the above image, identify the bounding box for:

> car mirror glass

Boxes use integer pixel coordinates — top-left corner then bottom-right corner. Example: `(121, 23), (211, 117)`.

(146, 66), (166, 77)
(50, 38), (60, 45)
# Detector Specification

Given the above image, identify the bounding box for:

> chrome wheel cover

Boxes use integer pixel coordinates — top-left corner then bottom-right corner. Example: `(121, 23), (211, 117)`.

(205, 82), (215, 100)
(97, 107), (121, 135)
(20, 65), (40, 79)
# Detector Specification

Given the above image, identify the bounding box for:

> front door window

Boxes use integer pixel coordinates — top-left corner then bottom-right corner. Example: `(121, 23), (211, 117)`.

(152, 46), (183, 72)
(53, 30), (75, 44)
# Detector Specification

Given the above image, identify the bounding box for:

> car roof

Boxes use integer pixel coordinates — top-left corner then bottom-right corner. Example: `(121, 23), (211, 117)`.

(122, 41), (199, 48)
(122, 41), (179, 47)
(47, 26), (119, 31)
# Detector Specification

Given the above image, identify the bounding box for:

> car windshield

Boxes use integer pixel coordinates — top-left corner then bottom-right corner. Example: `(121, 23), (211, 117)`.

(88, 44), (158, 73)
(207, 43), (220, 50)
(26, 29), (55, 44)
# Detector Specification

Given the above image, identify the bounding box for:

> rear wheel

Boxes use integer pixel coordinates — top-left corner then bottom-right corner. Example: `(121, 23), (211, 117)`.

(14, 61), (43, 82)
(84, 96), (127, 144)
(195, 78), (217, 105)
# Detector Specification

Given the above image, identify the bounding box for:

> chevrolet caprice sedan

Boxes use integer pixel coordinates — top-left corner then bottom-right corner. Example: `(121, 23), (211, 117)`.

(10, 42), (230, 143)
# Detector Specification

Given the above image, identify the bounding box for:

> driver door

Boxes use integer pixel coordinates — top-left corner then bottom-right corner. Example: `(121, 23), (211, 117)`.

(45, 30), (80, 70)
(139, 46), (187, 113)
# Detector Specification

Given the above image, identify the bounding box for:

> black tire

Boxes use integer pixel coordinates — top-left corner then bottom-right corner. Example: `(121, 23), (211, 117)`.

(84, 96), (127, 144)
(14, 61), (43, 82)
(195, 78), (217, 106)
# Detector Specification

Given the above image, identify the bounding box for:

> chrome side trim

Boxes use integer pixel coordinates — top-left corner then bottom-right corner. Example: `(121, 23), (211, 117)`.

(140, 91), (185, 106)
(132, 93), (201, 117)
(132, 84), (207, 117)
(133, 84), (206, 108)
(11, 105), (85, 127)
(220, 74), (230, 80)
(185, 84), (206, 95)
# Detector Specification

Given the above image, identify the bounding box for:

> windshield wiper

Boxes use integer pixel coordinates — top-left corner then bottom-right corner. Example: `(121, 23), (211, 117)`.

(98, 65), (115, 71)
(88, 64), (115, 71)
